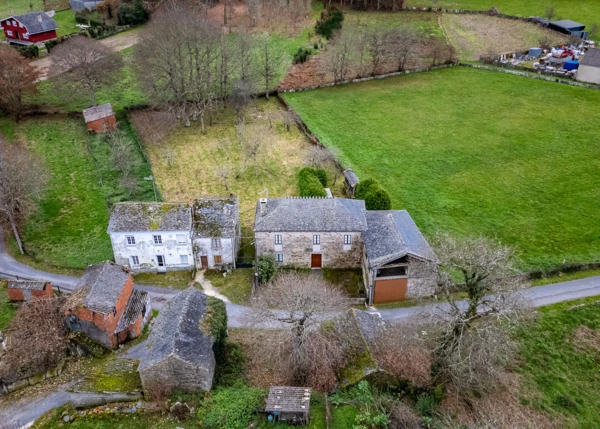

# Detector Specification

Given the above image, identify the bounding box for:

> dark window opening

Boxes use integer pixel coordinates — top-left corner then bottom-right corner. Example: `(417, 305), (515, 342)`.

(376, 266), (407, 278)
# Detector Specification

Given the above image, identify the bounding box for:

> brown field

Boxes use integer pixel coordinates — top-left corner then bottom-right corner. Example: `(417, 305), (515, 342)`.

(442, 14), (569, 61)
(135, 99), (342, 231)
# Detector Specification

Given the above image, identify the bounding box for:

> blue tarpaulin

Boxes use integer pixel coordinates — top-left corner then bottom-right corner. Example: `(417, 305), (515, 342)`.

(563, 60), (579, 71)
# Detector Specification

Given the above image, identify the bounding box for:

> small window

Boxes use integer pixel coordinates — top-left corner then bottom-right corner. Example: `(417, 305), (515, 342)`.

(112, 307), (117, 317)
(211, 238), (222, 249)
(22, 33), (28, 39)
(313, 235), (320, 245)
(275, 253), (283, 262)
(344, 235), (352, 245)
(131, 255), (140, 266)
(153, 235), (162, 245)
(176, 233), (187, 244)
(180, 255), (189, 264)
(214, 255), (223, 265)
(6, 30), (12, 36)
(126, 236), (136, 245)
(274, 235), (282, 245)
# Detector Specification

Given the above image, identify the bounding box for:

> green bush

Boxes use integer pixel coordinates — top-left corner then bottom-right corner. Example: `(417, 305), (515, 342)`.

(118, 0), (149, 26)
(198, 382), (265, 429)
(205, 296), (228, 361)
(415, 394), (437, 417)
(16, 45), (39, 59)
(293, 47), (312, 64)
(365, 188), (392, 210)
(298, 168), (327, 197)
(255, 255), (276, 283)
(214, 341), (247, 388)
(315, 6), (344, 40)
(355, 178), (379, 200)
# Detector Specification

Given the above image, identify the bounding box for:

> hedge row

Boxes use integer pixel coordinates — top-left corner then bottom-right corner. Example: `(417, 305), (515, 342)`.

(355, 178), (392, 210)
(298, 167), (328, 197)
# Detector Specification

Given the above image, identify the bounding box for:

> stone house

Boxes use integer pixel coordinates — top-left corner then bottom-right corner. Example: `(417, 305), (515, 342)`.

(577, 48), (600, 85)
(7, 281), (53, 302)
(83, 103), (117, 133)
(64, 261), (151, 349)
(108, 196), (240, 273)
(138, 287), (216, 395)
(254, 197), (436, 304)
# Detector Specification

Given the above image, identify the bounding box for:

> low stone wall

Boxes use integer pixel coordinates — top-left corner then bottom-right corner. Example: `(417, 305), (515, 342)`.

(0, 359), (65, 395)
(459, 63), (600, 90)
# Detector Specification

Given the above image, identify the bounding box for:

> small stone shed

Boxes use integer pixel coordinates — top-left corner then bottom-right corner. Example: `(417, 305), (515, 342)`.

(577, 48), (600, 85)
(83, 103), (117, 133)
(7, 281), (53, 302)
(344, 168), (359, 197)
(138, 288), (218, 395)
(265, 386), (312, 425)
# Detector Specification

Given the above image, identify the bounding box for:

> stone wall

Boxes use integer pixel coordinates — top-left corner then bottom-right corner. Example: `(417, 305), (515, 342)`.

(140, 355), (215, 396)
(256, 231), (364, 269)
(0, 359), (65, 395)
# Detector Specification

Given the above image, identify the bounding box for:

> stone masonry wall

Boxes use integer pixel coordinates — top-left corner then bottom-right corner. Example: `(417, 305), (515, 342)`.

(256, 231), (363, 268)
(140, 356), (215, 395)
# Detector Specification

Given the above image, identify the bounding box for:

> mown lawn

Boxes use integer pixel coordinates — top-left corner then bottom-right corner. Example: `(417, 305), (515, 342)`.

(205, 268), (254, 305)
(0, 281), (17, 331)
(283, 67), (600, 271)
(518, 296), (600, 427)
(0, 116), (113, 268)
(405, 0), (600, 33)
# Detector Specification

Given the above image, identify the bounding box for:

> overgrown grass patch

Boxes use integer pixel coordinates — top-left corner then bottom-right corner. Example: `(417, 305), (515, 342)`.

(283, 67), (600, 271)
(322, 268), (363, 297)
(205, 268), (254, 305)
(0, 281), (17, 331)
(518, 297), (600, 427)
(133, 270), (193, 289)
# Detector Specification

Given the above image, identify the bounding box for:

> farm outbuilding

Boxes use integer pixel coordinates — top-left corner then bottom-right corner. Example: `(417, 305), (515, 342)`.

(344, 168), (359, 197)
(548, 20), (588, 39)
(83, 103), (117, 133)
(577, 48), (600, 84)
(7, 281), (53, 302)
(265, 386), (312, 425)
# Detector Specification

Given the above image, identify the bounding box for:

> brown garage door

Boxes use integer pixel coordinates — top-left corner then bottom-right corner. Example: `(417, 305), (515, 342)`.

(374, 278), (408, 304)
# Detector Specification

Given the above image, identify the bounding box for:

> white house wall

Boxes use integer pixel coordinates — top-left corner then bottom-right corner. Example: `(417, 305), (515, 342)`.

(193, 237), (236, 269)
(110, 231), (194, 272)
(577, 65), (600, 84)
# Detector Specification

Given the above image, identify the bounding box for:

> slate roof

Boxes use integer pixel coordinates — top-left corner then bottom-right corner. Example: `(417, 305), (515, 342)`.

(138, 287), (214, 371)
(364, 210), (435, 267)
(108, 202), (192, 233)
(549, 20), (585, 30)
(77, 261), (131, 315)
(83, 103), (115, 123)
(1, 12), (58, 35)
(115, 289), (148, 333)
(344, 169), (359, 188)
(581, 48), (600, 68)
(7, 280), (48, 291)
(254, 197), (367, 232)
(193, 197), (238, 238)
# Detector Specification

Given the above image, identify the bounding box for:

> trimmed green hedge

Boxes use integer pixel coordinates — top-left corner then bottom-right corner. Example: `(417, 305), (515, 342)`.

(355, 178), (392, 210)
(298, 167), (327, 197)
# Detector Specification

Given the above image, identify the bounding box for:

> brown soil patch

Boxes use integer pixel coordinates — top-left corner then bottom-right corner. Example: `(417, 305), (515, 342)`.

(571, 325), (600, 353)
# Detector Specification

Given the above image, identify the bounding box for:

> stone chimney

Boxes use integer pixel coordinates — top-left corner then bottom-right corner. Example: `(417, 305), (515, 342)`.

(37, 13), (43, 23)
(259, 198), (268, 217)
(229, 193), (235, 204)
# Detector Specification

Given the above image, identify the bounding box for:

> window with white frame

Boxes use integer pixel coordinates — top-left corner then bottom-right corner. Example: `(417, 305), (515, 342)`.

(274, 234), (282, 245)
(6, 30), (12, 36)
(22, 33), (28, 39)
(344, 235), (352, 245)
(153, 235), (162, 245)
(275, 253), (283, 262)
(126, 236), (136, 245)
(313, 235), (320, 245)
(180, 255), (189, 264)
(12, 20), (17, 26)
(176, 233), (187, 244)
(131, 255), (140, 266)
(211, 238), (222, 249)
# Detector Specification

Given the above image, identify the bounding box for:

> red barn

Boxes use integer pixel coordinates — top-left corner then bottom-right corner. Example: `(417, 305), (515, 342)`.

(7, 280), (54, 302)
(0, 11), (58, 45)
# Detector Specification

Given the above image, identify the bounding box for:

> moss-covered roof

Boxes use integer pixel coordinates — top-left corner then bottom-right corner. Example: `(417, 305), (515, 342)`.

(108, 202), (192, 233)
(192, 197), (238, 238)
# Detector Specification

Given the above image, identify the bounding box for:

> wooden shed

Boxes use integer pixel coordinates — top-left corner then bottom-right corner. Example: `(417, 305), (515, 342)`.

(7, 280), (53, 302)
(265, 386), (311, 425)
(83, 103), (117, 133)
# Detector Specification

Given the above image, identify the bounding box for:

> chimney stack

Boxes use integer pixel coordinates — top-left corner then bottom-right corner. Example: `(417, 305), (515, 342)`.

(259, 198), (268, 217)
(38, 13), (43, 23)
(229, 193), (235, 204)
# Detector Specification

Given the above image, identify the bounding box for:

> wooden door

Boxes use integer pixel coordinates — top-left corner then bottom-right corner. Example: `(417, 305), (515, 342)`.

(373, 278), (408, 304)
(201, 256), (208, 269)
(311, 253), (322, 269)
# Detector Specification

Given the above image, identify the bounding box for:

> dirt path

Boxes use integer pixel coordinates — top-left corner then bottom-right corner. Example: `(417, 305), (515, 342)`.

(31, 29), (141, 81)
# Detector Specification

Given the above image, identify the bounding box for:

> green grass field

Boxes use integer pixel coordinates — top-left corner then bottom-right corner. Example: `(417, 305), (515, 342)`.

(518, 297), (600, 427)
(0, 281), (17, 330)
(0, 0), (45, 17)
(405, 0), (600, 32)
(283, 67), (600, 271)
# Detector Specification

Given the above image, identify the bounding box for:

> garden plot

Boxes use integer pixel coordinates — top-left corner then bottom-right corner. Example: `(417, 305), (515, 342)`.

(283, 66), (600, 271)
(442, 13), (568, 61)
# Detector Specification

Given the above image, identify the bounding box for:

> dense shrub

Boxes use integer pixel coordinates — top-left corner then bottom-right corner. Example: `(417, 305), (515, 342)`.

(214, 341), (247, 388)
(298, 167), (327, 197)
(197, 382), (266, 429)
(205, 296), (228, 362)
(315, 6), (344, 40)
(293, 47), (312, 64)
(255, 255), (276, 283)
(355, 177), (392, 210)
(16, 45), (39, 59)
(118, 0), (149, 26)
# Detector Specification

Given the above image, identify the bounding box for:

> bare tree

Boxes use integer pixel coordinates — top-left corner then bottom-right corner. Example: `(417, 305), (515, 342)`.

(51, 36), (123, 106)
(236, 33), (256, 84)
(251, 272), (350, 387)
(0, 297), (67, 386)
(237, 122), (270, 174)
(0, 141), (49, 254)
(429, 234), (530, 396)
(215, 164), (233, 191)
(281, 109), (300, 132)
(229, 79), (254, 124)
(368, 29), (388, 75)
(325, 30), (355, 83)
(257, 36), (286, 99)
(545, 6), (555, 21)
(129, 110), (177, 145)
(0, 45), (40, 121)
(389, 29), (419, 72)
(105, 131), (141, 180)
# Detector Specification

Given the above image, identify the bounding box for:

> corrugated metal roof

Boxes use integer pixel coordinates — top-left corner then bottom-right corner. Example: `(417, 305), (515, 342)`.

(265, 386), (312, 413)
